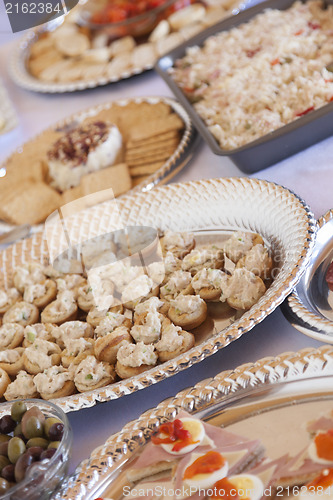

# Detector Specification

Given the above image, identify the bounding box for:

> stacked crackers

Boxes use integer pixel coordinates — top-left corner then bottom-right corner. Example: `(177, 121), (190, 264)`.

(125, 114), (184, 186)
(0, 100), (184, 225)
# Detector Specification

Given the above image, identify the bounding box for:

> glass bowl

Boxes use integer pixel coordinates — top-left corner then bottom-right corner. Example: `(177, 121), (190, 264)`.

(78, 0), (181, 39)
(0, 399), (72, 500)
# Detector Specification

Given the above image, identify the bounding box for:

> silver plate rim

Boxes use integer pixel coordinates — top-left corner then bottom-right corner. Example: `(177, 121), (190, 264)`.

(284, 208), (333, 342)
(53, 343), (333, 499)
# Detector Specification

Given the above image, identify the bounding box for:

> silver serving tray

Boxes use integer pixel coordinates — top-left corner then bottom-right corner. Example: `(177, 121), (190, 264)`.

(282, 209), (333, 342)
(0, 178), (315, 412)
(53, 344), (333, 499)
(0, 95), (198, 228)
(9, 0), (254, 94)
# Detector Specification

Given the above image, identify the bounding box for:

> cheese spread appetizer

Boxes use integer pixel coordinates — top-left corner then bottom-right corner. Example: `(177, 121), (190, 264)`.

(51, 320), (94, 349)
(146, 261), (167, 287)
(130, 311), (163, 344)
(155, 320), (195, 362)
(62, 338), (95, 367)
(133, 297), (168, 323)
(41, 290), (78, 325)
(81, 234), (116, 268)
(23, 323), (56, 347)
(121, 275), (159, 310)
(236, 244), (273, 280)
(116, 341), (158, 379)
(0, 324), (24, 350)
(74, 354), (116, 392)
(56, 274), (87, 299)
(181, 246), (224, 275)
(222, 232), (263, 263)
(0, 288), (21, 314)
(192, 268), (229, 301)
(23, 279), (57, 309)
(23, 339), (61, 375)
(160, 270), (193, 301)
(94, 325), (133, 364)
(4, 370), (38, 400)
(0, 368), (11, 398)
(77, 278), (114, 312)
(47, 121), (123, 192)
(100, 262), (142, 292)
(3, 301), (39, 327)
(168, 294), (207, 330)
(34, 365), (75, 399)
(225, 268), (266, 311)
(94, 312), (132, 338)
(161, 230), (195, 259)
(86, 300), (124, 327)
(0, 348), (25, 376)
(13, 262), (46, 293)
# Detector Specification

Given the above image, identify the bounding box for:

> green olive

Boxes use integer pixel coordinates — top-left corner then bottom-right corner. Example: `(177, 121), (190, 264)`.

(327, 63), (333, 73)
(21, 407), (45, 438)
(7, 437), (26, 464)
(0, 477), (11, 494)
(0, 435), (10, 443)
(14, 423), (22, 437)
(11, 401), (27, 423)
(47, 441), (60, 450)
(24, 416), (43, 440)
(0, 455), (10, 473)
(26, 437), (49, 450)
(44, 417), (62, 439)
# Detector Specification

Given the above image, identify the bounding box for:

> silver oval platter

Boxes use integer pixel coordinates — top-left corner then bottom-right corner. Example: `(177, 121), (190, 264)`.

(52, 344), (333, 499)
(282, 209), (333, 342)
(0, 178), (315, 412)
(9, 0), (253, 94)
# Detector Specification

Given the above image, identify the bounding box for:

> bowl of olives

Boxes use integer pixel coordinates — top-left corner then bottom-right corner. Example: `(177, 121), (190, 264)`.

(0, 399), (72, 500)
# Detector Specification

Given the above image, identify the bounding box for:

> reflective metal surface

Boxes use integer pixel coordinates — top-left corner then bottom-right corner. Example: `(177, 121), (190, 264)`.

(282, 209), (333, 342)
(54, 344), (333, 499)
(0, 178), (316, 412)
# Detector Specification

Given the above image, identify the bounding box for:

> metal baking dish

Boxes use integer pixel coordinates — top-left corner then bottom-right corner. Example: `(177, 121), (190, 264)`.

(155, 0), (333, 173)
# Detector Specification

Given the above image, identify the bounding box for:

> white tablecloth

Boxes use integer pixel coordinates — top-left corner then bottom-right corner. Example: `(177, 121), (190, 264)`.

(0, 19), (332, 481)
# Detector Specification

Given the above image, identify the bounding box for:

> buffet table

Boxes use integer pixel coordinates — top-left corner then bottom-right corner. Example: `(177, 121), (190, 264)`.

(0, 28), (332, 476)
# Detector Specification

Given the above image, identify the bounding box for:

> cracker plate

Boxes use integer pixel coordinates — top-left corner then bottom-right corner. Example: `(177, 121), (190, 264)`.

(0, 96), (197, 226)
(0, 79), (18, 135)
(0, 177), (315, 412)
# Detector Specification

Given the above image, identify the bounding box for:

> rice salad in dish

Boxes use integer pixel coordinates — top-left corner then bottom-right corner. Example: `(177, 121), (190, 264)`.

(170, 0), (333, 149)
